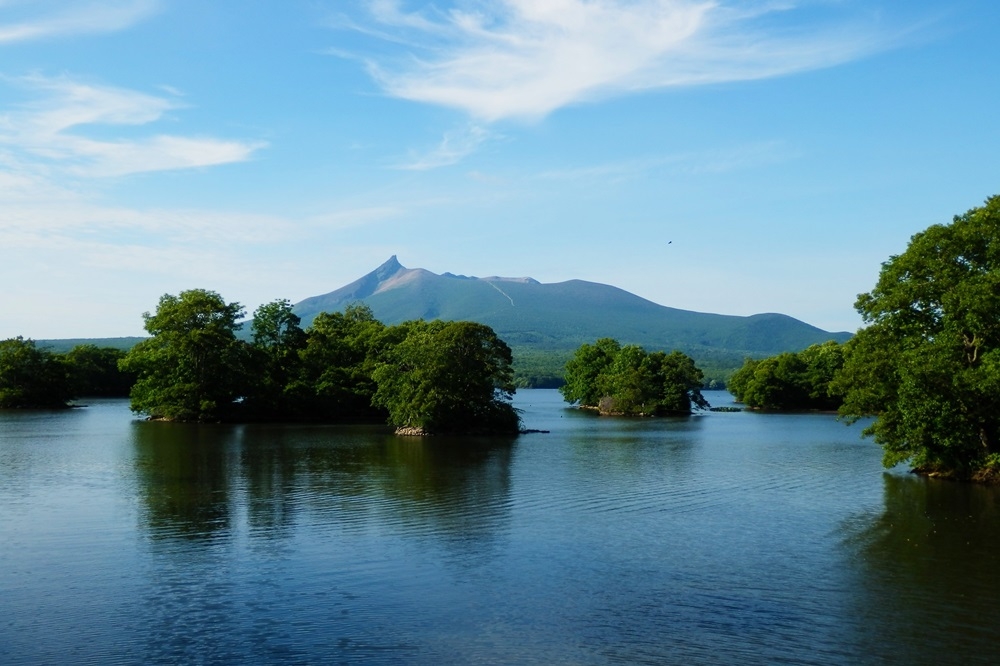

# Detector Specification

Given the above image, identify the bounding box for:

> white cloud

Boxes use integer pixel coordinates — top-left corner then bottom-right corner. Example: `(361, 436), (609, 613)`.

(0, 0), (159, 44)
(393, 124), (493, 170)
(0, 75), (265, 177)
(344, 0), (913, 121)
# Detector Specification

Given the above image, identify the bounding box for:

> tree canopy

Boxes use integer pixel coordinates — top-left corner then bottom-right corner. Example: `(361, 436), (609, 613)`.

(728, 341), (845, 410)
(120, 289), (249, 422)
(63, 344), (134, 397)
(244, 298), (308, 419)
(837, 196), (1000, 481)
(560, 338), (708, 415)
(372, 320), (520, 434)
(293, 303), (386, 422)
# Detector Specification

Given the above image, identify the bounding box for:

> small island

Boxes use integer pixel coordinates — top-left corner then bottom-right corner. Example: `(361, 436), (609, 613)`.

(559, 338), (709, 415)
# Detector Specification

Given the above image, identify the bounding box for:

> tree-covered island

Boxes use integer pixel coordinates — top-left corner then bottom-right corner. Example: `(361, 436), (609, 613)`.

(560, 338), (709, 415)
(727, 341), (846, 411)
(116, 289), (520, 435)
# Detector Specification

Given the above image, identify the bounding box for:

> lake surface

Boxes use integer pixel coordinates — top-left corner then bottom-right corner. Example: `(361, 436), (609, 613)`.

(2, 390), (1000, 665)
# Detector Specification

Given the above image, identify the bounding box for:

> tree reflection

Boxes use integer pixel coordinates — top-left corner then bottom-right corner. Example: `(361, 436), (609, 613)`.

(844, 473), (1000, 663)
(131, 421), (237, 540)
(132, 420), (516, 548)
(283, 428), (518, 549)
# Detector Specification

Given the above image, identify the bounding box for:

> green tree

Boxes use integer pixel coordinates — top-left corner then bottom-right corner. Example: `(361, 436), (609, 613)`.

(726, 358), (759, 404)
(372, 320), (520, 434)
(654, 350), (711, 414)
(741, 353), (808, 410)
(799, 340), (845, 409)
(62, 344), (134, 397)
(246, 299), (307, 418)
(296, 303), (386, 421)
(559, 338), (621, 407)
(0, 337), (73, 408)
(837, 196), (1000, 480)
(252, 298), (307, 357)
(120, 289), (249, 421)
(600, 344), (656, 414)
(729, 341), (845, 410)
(561, 339), (708, 415)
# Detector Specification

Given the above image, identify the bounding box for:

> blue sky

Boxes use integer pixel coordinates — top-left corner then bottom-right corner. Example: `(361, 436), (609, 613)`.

(2, 0), (998, 339)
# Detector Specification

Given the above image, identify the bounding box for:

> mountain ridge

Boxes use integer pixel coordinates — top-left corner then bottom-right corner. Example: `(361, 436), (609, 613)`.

(293, 257), (851, 360)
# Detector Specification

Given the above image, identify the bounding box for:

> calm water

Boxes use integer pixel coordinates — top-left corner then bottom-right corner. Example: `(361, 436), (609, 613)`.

(2, 390), (999, 665)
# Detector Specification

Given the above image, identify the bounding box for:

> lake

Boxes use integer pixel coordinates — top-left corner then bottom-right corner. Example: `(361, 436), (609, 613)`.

(2, 390), (999, 664)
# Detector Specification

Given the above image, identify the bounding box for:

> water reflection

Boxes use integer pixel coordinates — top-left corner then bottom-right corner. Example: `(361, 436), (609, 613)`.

(844, 473), (1000, 664)
(131, 421), (516, 547)
(565, 413), (705, 477)
(132, 421), (236, 540)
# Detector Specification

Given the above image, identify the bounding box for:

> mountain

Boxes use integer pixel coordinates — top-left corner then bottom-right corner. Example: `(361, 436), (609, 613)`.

(34, 257), (851, 388)
(294, 256), (851, 361)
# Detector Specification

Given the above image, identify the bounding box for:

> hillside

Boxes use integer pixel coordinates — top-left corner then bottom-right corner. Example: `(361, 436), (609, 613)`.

(295, 257), (852, 385)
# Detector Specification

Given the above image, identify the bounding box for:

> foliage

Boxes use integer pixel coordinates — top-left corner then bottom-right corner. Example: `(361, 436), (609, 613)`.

(30, 290), (525, 433)
(372, 320), (520, 434)
(836, 196), (1000, 479)
(62, 344), (134, 397)
(728, 341), (845, 410)
(560, 338), (708, 415)
(511, 348), (569, 388)
(0, 337), (73, 408)
(245, 299), (308, 418)
(294, 304), (387, 421)
(560, 338), (621, 407)
(120, 289), (249, 422)
(514, 347), (739, 390)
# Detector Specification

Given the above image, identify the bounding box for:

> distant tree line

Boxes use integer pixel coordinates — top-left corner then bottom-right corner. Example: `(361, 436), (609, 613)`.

(512, 349), (732, 391)
(727, 341), (846, 411)
(560, 338), (709, 415)
(0, 337), (134, 408)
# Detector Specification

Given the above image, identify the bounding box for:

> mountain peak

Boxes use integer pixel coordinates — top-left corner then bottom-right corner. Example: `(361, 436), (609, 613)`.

(375, 255), (405, 280)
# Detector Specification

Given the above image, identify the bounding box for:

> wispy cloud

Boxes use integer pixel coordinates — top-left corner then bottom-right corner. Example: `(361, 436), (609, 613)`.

(0, 0), (159, 44)
(0, 75), (265, 177)
(393, 124), (493, 170)
(342, 0), (916, 122)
